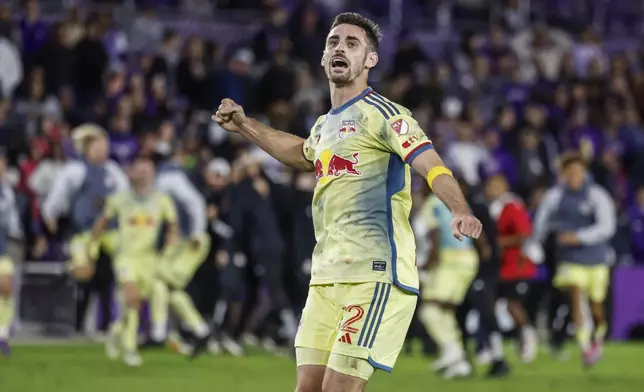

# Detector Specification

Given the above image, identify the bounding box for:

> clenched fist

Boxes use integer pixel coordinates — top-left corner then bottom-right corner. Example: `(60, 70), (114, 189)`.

(212, 98), (247, 133)
(451, 214), (483, 240)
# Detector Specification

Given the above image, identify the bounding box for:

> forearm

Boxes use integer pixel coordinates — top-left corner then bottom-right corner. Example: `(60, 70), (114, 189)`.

(91, 217), (107, 241)
(239, 118), (314, 171)
(431, 174), (470, 215)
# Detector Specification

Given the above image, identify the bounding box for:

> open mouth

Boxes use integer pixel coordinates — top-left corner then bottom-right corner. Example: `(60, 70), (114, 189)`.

(331, 57), (349, 69)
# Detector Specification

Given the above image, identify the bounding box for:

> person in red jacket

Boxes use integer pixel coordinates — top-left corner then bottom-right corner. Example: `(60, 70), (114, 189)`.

(484, 173), (538, 363)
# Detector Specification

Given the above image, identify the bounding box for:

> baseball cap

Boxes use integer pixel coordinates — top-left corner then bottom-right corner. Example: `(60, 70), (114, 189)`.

(206, 158), (231, 177)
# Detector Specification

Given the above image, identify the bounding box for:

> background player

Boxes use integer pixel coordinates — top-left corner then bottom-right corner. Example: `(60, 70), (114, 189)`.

(0, 153), (22, 356)
(485, 173), (538, 363)
(91, 157), (177, 366)
(213, 12), (482, 392)
(418, 188), (482, 379)
(152, 143), (211, 355)
(532, 153), (616, 367)
(42, 124), (128, 281)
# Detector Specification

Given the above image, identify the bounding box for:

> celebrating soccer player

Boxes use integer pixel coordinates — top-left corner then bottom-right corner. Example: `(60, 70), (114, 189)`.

(153, 143), (211, 356)
(42, 124), (129, 281)
(532, 153), (616, 367)
(213, 12), (481, 391)
(0, 153), (22, 356)
(92, 157), (178, 366)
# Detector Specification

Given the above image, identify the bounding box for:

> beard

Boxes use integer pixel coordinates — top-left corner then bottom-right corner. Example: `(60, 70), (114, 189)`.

(324, 52), (367, 86)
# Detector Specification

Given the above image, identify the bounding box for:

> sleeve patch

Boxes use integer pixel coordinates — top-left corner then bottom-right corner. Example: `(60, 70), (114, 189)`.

(390, 119), (409, 135)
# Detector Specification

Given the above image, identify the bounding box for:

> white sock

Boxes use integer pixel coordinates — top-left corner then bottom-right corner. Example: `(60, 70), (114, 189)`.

(0, 326), (8, 339)
(443, 341), (463, 360)
(194, 322), (210, 338)
(151, 324), (167, 341)
(490, 332), (504, 360)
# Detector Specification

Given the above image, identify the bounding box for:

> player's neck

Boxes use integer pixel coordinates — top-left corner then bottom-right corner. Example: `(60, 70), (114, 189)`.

(132, 185), (152, 198)
(329, 82), (369, 110)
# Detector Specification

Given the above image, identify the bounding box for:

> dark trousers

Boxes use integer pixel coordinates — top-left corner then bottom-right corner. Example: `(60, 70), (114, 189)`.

(75, 254), (113, 332)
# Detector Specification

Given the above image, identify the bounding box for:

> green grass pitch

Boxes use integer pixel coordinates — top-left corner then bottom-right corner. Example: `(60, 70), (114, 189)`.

(2, 343), (643, 392)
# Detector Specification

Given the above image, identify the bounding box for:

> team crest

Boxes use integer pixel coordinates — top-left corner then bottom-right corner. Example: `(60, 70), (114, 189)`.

(337, 120), (356, 139)
(390, 119), (409, 135)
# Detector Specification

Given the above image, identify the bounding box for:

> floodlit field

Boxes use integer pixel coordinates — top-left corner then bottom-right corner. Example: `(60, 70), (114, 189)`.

(1, 343), (643, 392)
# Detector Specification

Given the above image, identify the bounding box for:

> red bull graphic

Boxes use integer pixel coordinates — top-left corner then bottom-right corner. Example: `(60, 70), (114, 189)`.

(337, 120), (356, 139)
(314, 149), (361, 185)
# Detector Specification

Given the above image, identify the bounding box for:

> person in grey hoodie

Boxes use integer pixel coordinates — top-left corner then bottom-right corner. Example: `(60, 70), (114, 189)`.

(531, 152), (616, 368)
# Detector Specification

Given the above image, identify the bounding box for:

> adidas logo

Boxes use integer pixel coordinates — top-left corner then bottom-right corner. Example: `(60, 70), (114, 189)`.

(338, 333), (352, 344)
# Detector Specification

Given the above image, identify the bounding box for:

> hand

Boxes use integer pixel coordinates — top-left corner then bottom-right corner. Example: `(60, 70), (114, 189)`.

(214, 250), (229, 268)
(34, 236), (48, 259)
(558, 232), (580, 246)
(451, 214), (482, 240)
(212, 98), (247, 133)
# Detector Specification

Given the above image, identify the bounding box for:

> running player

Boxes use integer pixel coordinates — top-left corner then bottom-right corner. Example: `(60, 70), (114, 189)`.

(418, 190), (479, 379)
(485, 173), (538, 363)
(42, 124), (128, 281)
(152, 144), (211, 356)
(92, 157), (177, 366)
(213, 12), (482, 391)
(0, 153), (22, 356)
(532, 153), (615, 367)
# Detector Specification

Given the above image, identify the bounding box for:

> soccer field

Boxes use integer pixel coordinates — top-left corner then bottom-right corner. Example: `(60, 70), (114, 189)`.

(1, 344), (643, 392)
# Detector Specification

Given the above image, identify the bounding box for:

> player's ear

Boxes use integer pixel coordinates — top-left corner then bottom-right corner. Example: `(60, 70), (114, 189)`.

(365, 52), (378, 69)
(320, 51), (326, 67)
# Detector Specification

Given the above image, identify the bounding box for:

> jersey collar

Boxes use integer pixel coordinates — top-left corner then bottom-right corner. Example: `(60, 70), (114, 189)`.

(329, 86), (373, 115)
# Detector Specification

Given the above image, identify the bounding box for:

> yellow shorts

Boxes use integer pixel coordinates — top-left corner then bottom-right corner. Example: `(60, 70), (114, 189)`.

(295, 282), (416, 379)
(68, 231), (119, 270)
(421, 262), (477, 304)
(157, 234), (210, 289)
(0, 256), (13, 276)
(113, 254), (157, 297)
(554, 262), (609, 302)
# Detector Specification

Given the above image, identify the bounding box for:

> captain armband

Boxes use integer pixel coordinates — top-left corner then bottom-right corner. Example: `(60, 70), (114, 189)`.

(426, 166), (453, 190)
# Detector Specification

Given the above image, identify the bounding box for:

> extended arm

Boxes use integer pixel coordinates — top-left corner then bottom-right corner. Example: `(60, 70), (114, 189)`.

(575, 186), (616, 245)
(411, 149), (469, 216)
(237, 118), (315, 172)
(157, 171), (207, 236)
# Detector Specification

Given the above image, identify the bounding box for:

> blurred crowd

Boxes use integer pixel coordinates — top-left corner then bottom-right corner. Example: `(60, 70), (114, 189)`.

(2, 0), (644, 338)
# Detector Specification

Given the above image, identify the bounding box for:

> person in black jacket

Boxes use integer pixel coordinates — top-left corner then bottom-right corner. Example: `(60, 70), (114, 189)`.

(226, 154), (297, 350)
(457, 178), (511, 377)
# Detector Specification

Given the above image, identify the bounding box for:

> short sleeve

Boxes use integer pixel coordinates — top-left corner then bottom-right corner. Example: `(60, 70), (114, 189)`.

(302, 115), (325, 163)
(381, 113), (434, 165)
(103, 194), (119, 219)
(161, 194), (178, 222)
(508, 203), (532, 236)
(302, 134), (316, 163)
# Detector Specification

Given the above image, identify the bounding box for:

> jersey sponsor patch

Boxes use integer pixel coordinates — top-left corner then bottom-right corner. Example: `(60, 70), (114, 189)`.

(314, 149), (361, 184)
(390, 118), (409, 135)
(337, 120), (357, 139)
(402, 135), (422, 149)
(372, 261), (387, 271)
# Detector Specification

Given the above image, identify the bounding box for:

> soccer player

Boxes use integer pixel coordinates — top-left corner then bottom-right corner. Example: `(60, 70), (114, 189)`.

(532, 153), (616, 367)
(418, 190), (480, 378)
(485, 173), (538, 363)
(213, 12), (482, 391)
(0, 153), (22, 356)
(92, 157), (177, 366)
(152, 144), (211, 355)
(42, 124), (128, 281)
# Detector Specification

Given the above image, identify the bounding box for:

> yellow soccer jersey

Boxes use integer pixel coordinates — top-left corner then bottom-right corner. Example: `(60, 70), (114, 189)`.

(303, 87), (434, 294)
(104, 190), (177, 256)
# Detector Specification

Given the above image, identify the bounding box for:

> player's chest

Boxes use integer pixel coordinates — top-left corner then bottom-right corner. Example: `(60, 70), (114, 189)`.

(123, 200), (161, 228)
(314, 116), (370, 153)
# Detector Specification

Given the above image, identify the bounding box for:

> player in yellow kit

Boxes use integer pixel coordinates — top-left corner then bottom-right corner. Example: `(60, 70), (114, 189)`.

(91, 158), (178, 367)
(213, 12), (482, 392)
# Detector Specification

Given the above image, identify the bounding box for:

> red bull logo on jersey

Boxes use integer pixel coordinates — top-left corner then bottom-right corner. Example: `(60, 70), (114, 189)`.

(128, 214), (155, 227)
(314, 149), (361, 185)
(337, 120), (356, 139)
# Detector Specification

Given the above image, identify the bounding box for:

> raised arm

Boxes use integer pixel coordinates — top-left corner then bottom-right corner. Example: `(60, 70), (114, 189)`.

(213, 99), (314, 172)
